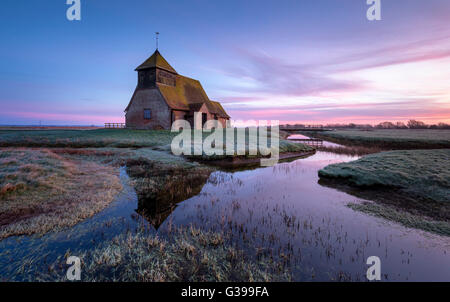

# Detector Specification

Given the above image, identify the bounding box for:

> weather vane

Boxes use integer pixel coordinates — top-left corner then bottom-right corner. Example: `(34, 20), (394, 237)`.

(155, 32), (160, 50)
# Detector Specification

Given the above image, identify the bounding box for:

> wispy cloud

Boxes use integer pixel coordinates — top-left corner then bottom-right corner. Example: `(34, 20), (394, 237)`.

(221, 32), (450, 96)
(215, 31), (450, 124)
(220, 48), (366, 97)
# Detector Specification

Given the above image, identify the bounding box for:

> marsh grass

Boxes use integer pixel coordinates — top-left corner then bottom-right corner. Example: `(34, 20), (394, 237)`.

(0, 128), (310, 151)
(0, 129), (177, 148)
(179, 128), (314, 162)
(0, 129), (312, 164)
(39, 226), (293, 282)
(0, 148), (122, 239)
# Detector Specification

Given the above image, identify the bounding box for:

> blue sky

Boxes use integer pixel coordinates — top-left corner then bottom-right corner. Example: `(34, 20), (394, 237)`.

(1, 0), (449, 125)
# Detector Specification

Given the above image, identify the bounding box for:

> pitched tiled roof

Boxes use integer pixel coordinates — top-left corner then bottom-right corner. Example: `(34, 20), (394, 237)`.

(135, 50), (177, 74)
(188, 102), (207, 112)
(209, 101), (230, 118)
(157, 75), (209, 110)
(157, 75), (229, 118)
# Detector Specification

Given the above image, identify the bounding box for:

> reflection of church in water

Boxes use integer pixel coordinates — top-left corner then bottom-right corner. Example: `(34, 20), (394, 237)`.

(137, 202), (175, 230)
(135, 171), (212, 230)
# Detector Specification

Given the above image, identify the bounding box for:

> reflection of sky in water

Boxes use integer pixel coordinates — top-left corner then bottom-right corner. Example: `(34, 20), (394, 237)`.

(287, 134), (312, 140)
(161, 152), (450, 281)
(1, 153), (449, 281)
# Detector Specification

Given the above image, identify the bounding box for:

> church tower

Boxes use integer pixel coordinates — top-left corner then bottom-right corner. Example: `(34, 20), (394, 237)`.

(135, 50), (178, 89)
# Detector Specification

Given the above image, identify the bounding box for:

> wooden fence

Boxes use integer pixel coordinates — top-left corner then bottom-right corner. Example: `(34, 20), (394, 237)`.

(105, 123), (126, 129)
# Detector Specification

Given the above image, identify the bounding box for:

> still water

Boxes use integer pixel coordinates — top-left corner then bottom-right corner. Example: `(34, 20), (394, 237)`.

(0, 151), (449, 281)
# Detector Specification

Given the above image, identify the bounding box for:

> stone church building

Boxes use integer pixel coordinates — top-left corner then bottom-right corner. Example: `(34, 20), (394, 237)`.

(125, 50), (230, 130)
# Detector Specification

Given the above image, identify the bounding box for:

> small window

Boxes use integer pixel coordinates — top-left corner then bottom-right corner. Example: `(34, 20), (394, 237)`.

(144, 109), (151, 120)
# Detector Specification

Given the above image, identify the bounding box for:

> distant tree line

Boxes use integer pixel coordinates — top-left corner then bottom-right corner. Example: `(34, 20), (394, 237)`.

(281, 120), (450, 130)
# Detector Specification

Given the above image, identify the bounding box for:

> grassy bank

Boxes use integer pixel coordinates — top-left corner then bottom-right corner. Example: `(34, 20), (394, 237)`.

(0, 148), (122, 239)
(0, 128), (311, 157)
(319, 149), (450, 235)
(0, 129), (177, 148)
(307, 129), (450, 149)
(40, 226), (292, 282)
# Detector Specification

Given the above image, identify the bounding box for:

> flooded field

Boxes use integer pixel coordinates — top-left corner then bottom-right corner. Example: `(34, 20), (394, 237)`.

(1, 148), (449, 281)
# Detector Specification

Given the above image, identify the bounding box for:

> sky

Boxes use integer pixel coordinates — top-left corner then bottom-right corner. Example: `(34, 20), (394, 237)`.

(0, 0), (449, 125)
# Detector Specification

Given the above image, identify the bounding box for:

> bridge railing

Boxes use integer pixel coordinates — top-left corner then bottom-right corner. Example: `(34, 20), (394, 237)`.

(281, 125), (324, 129)
(288, 138), (323, 147)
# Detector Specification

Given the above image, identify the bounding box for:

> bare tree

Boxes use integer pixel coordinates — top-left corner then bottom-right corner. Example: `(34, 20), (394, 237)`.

(407, 120), (427, 129)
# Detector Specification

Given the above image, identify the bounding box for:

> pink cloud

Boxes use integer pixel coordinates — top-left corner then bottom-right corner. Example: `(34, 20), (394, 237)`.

(225, 98), (450, 125)
(217, 32), (450, 101)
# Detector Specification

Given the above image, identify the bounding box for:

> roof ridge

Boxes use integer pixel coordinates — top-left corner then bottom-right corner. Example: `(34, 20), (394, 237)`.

(135, 50), (177, 73)
(177, 74), (200, 82)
